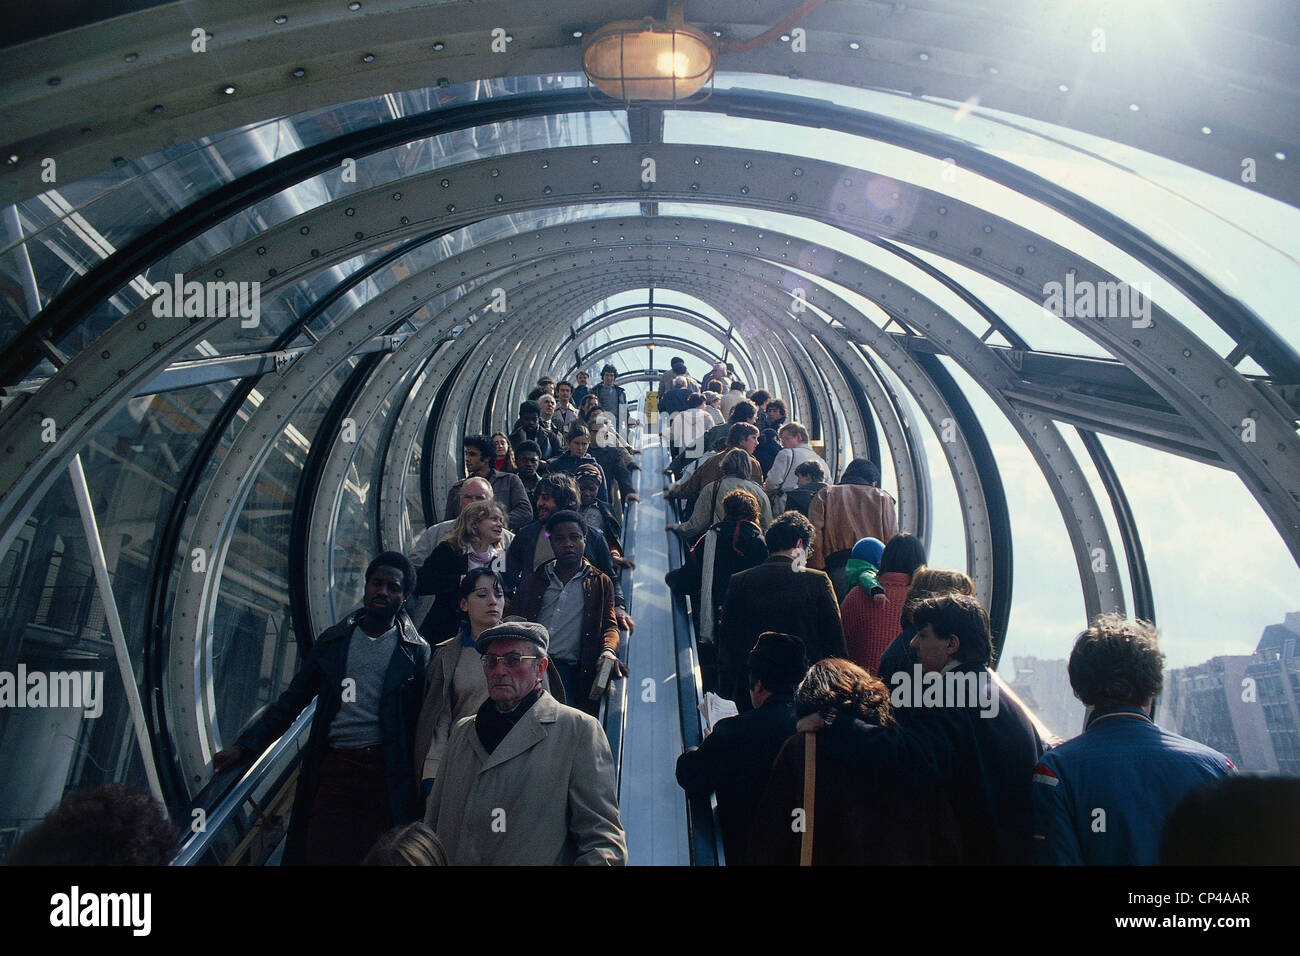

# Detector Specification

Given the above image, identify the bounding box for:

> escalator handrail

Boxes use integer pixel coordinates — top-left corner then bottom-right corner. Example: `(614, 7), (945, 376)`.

(666, 496), (725, 866)
(598, 492), (636, 786)
(170, 702), (315, 866)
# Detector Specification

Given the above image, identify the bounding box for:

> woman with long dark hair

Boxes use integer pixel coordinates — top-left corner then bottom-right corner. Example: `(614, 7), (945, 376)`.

(490, 432), (516, 473)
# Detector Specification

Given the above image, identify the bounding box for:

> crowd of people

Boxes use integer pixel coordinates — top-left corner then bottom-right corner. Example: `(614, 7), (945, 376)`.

(665, 368), (1277, 868)
(202, 368), (645, 865)
(11, 358), (1294, 870)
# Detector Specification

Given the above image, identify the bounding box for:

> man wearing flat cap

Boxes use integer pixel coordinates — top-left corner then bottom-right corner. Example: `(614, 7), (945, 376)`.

(675, 632), (806, 865)
(424, 619), (627, 865)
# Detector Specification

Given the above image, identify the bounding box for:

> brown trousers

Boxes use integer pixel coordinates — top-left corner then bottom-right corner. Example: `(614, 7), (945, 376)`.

(302, 746), (390, 865)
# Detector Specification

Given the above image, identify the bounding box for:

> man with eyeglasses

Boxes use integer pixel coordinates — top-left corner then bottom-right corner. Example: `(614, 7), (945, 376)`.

(424, 620), (626, 865)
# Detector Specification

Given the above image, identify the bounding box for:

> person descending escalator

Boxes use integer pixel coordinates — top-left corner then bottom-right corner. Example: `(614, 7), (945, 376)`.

(213, 553), (429, 865)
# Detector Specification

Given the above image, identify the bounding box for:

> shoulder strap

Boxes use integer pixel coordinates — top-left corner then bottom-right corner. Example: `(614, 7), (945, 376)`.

(799, 731), (816, 866)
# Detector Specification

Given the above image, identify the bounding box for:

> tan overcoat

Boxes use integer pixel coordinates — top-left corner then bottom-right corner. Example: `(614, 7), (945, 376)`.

(424, 691), (626, 865)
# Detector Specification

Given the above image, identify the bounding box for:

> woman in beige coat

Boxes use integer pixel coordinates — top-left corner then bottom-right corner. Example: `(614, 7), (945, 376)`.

(412, 568), (504, 793)
(668, 448), (773, 542)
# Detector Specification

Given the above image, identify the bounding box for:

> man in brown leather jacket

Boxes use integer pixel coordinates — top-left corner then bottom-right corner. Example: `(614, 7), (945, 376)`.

(508, 510), (628, 714)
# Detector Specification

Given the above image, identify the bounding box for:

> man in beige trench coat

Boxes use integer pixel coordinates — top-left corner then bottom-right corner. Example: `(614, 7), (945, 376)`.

(424, 620), (626, 865)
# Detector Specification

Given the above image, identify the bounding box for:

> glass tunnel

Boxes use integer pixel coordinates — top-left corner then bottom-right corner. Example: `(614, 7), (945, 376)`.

(0, 0), (1297, 868)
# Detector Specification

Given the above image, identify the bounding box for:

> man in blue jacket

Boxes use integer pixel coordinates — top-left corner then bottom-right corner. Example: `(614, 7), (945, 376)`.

(214, 552), (430, 865)
(1032, 614), (1234, 865)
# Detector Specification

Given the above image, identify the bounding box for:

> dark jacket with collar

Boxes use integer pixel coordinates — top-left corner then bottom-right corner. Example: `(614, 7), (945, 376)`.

(582, 497), (624, 555)
(509, 424), (561, 461)
(235, 610), (430, 864)
(717, 555), (846, 711)
(675, 693), (798, 865)
(892, 663), (1043, 865)
(445, 468), (533, 531)
(784, 481), (827, 517)
(755, 434), (782, 476)
(589, 444), (636, 500)
(509, 559), (620, 715)
(659, 386), (691, 415)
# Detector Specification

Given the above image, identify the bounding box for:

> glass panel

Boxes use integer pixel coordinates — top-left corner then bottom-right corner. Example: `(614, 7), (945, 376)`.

(901, 246), (1111, 358)
(1056, 428), (1137, 618)
(329, 362), (418, 619)
(663, 111), (1246, 357)
(22, 110), (631, 369)
(935, 357), (1089, 679)
(709, 72), (1300, 347)
(209, 364), (348, 749)
(871, 359), (965, 572)
(0, 380), (237, 857)
(1, 77), (590, 279)
(1097, 433), (1300, 773)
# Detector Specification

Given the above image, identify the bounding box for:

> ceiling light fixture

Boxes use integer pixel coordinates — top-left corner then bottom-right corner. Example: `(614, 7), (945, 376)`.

(582, 0), (718, 103)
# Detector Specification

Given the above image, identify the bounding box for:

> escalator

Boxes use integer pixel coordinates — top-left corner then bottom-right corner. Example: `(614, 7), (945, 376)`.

(175, 477), (641, 865)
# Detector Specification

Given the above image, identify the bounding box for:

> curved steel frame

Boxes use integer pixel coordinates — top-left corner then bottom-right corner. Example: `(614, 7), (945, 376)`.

(2, 97), (1289, 803)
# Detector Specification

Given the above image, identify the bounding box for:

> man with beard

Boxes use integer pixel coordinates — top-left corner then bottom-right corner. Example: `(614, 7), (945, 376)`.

(214, 552), (430, 864)
(445, 434), (533, 532)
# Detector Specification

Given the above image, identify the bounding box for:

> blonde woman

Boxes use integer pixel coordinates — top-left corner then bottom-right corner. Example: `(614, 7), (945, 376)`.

(414, 499), (512, 642)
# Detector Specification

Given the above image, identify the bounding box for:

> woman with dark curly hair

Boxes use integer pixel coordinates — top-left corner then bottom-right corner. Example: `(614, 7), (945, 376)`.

(748, 658), (961, 865)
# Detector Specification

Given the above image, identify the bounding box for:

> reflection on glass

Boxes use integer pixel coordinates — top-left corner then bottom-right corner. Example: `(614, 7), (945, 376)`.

(210, 368), (345, 749)
(0, 382), (236, 858)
